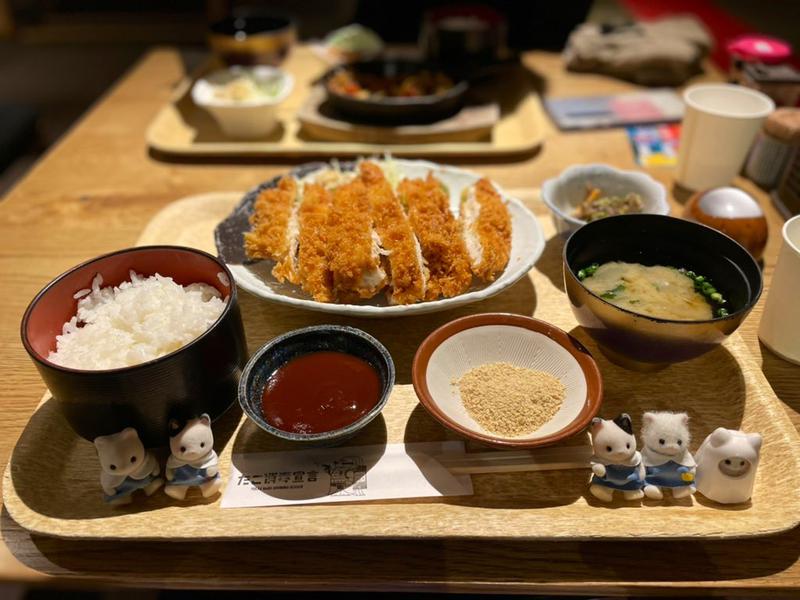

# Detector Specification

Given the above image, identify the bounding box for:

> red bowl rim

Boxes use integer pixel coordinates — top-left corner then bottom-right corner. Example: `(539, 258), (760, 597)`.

(20, 245), (237, 376)
(411, 313), (603, 449)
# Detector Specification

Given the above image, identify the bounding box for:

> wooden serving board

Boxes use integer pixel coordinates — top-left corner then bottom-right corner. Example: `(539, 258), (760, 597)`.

(145, 47), (545, 158)
(5, 190), (800, 541)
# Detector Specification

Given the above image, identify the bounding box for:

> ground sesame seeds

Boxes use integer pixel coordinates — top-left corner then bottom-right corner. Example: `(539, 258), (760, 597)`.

(454, 362), (565, 437)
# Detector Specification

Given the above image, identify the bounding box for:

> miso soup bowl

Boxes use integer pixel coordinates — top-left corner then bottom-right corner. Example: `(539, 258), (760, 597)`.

(564, 214), (762, 370)
(239, 325), (395, 447)
(21, 246), (248, 446)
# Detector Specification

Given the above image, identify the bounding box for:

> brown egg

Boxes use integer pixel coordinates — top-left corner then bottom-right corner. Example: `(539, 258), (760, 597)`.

(684, 187), (768, 261)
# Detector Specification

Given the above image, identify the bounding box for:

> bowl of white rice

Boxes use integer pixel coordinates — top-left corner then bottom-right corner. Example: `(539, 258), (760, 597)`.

(21, 246), (247, 446)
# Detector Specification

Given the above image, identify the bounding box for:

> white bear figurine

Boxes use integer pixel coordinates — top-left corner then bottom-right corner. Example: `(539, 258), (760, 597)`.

(695, 428), (762, 504)
(94, 427), (163, 506)
(588, 413), (646, 502)
(641, 411), (696, 500)
(164, 414), (223, 500)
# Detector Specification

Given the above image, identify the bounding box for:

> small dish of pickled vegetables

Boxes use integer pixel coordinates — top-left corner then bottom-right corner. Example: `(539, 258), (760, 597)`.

(541, 164), (669, 235)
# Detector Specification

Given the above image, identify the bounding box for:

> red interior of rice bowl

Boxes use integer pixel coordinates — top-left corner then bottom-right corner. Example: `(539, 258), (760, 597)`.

(23, 246), (232, 365)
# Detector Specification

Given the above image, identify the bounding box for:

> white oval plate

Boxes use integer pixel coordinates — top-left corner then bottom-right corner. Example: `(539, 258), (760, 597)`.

(215, 159), (545, 317)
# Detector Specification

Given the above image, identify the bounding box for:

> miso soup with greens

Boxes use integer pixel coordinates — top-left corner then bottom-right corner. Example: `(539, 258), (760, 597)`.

(577, 261), (728, 321)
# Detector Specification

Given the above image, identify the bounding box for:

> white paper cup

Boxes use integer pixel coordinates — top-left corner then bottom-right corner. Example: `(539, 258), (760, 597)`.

(676, 84), (774, 190)
(759, 215), (800, 364)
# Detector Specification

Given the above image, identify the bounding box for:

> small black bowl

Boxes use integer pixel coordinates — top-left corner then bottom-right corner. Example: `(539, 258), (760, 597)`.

(563, 214), (762, 370)
(21, 246), (248, 446)
(323, 59), (468, 125)
(239, 325), (394, 446)
(209, 13), (296, 66)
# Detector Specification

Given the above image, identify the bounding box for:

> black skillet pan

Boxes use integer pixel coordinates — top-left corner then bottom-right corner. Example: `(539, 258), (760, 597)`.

(322, 59), (469, 125)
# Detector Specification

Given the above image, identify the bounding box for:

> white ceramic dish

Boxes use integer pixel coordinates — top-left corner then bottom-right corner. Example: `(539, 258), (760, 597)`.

(191, 66), (294, 139)
(541, 163), (669, 235)
(214, 159), (545, 318)
(412, 314), (603, 448)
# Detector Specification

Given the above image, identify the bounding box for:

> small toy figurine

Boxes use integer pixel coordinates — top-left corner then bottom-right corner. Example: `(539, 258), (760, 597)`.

(588, 413), (645, 502)
(641, 411), (696, 500)
(94, 428), (163, 505)
(164, 414), (223, 500)
(695, 428), (762, 504)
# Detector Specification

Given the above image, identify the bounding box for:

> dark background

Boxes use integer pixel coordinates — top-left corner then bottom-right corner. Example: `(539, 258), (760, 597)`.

(1, 0), (798, 197)
(1, 0), (799, 597)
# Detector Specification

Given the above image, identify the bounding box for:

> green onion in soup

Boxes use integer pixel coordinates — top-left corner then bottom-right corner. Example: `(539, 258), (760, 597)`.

(578, 261), (728, 320)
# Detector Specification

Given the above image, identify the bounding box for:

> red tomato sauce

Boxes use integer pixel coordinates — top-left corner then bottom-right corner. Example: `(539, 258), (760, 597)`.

(262, 351), (381, 434)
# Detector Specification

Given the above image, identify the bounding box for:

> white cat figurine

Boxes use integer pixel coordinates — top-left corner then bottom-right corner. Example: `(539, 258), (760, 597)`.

(588, 413), (645, 502)
(641, 411), (696, 500)
(695, 428), (762, 504)
(164, 414), (223, 500)
(94, 427), (163, 506)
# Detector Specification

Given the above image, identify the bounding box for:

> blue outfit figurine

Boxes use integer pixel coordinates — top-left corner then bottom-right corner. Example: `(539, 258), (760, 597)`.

(641, 411), (697, 500)
(589, 413), (646, 502)
(164, 414), (223, 500)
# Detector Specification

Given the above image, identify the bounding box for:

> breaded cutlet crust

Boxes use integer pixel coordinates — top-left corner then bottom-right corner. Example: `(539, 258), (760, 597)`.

(472, 178), (512, 281)
(243, 177), (297, 261)
(327, 179), (387, 300)
(359, 162), (427, 305)
(296, 183), (333, 302)
(399, 174), (472, 300)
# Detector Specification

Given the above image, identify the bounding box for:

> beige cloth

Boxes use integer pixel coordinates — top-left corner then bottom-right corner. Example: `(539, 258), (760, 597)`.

(564, 16), (713, 86)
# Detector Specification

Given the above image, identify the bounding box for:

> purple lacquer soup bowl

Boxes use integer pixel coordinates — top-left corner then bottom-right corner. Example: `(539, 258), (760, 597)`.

(563, 214), (762, 371)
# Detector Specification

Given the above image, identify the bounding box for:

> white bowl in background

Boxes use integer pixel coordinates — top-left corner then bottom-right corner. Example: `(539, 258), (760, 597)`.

(541, 164), (670, 235)
(191, 66), (294, 139)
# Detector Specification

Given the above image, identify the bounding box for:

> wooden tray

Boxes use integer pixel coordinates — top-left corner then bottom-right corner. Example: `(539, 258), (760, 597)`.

(296, 86), (500, 144)
(5, 190), (800, 541)
(145, 47), (545, 158)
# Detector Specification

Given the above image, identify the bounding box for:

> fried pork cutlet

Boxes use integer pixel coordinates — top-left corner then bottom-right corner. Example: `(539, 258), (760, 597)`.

(460, 178), (512, 281)
(244, 177), (298, 274)
(327, 179), (387, 301)
(359, 161), (428, 305)
(296, 183), (334, 302)
(398, 174), (472, 300)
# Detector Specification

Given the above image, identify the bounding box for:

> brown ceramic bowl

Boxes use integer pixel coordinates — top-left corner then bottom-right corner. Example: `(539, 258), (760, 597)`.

(412, 313), (603, 448)
(684, 187), (768, 261)
(564, 214), (762, 371)
(21, 246), (248, 446)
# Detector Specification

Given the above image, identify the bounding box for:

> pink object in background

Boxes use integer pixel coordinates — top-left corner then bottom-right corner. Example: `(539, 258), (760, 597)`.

(728, 36), (792, 65)
(728, 35), (792, 84)
(609, 97), (664, 121)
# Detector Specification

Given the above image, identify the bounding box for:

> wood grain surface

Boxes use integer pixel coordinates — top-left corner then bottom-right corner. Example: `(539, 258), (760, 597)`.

(146, 48), (544, 157)
(0, 46), (799, 593)
(6, 191), (799, 542)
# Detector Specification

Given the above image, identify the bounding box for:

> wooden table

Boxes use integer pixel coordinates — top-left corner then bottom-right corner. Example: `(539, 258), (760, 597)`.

(1, 46), (799, 595)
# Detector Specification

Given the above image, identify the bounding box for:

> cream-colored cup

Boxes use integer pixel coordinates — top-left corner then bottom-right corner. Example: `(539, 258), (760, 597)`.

(676, 84), (774, 190)
(759, 215), (800, 364)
